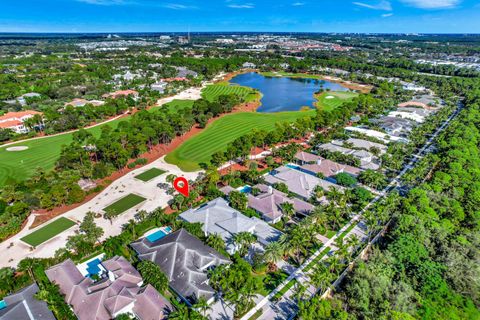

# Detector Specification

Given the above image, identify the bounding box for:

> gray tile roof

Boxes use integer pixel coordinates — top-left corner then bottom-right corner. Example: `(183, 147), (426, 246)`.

(294, 151), (322, 163)
(46, 256), (171, 320)
(130, 229), (230, 304)
(264, 165), (343, 199)
(0, 283), (55, 320)
(179, 198), (282, 251)
(246, 184), (314, 221)
(301, 159), (363, 177)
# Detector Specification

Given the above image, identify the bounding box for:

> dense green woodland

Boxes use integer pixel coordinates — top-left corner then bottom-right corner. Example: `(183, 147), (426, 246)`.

(298, 83), (480, 319)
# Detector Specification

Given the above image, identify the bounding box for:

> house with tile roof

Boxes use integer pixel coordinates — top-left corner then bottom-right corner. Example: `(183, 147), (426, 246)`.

(130, 229), (230, 305)
(45, 256), (171, 320)
(179, 197), (282, 252)
(300, 158), (363, 179)
(317, 143), (381, 170)
(0, 283), (55, 320)
(222, 184), (314, 224)
(0, 110), (43, 134)
(264, 165), (343, 200)
(294, 151), (322, 165)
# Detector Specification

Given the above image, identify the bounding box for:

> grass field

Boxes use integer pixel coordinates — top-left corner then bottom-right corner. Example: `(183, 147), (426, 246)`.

(315, 91), (358, 111)
(202, 83), (258, 102)
(165, 110), (314, 171)
(135, 168), (167, 182)
(0, 117), (127, 186)
(20, 217), (76, 247)
(103, 193), (146, 215)
(153, 99), (194, 113)
(0, 100), (193, 186)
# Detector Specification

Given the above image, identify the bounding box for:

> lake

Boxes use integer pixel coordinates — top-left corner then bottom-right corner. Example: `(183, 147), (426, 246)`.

(229, 72), (350, 112)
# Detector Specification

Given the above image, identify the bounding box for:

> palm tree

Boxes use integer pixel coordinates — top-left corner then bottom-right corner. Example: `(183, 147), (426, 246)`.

(309, 264), (332, 292)
(263, 241), (284, 271)
(206, 233), (225, 252)
(280, 202), (295, 222)
(168, 303), (190, 320)
(193, 297), (210, 317)
(233, 232), (256, 256)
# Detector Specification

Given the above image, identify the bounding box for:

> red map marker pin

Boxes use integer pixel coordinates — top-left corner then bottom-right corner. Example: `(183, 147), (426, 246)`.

(173, 177), (189, 197)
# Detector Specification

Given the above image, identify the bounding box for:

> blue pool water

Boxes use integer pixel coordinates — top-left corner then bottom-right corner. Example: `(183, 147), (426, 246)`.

(86, 258), (102, 277)
(238, 185), (252, 193)
(286, 164), (300, 170)
(0, 300), (6, 310)
(146, 227), (172, 242)
(230, 72), (350, 112)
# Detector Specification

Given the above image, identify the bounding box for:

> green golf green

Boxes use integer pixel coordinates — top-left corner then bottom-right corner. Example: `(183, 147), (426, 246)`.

(135, 168), (167, 182)
(315, 91), (358, 111)
(20, 217), (76, 247)
(165, 110), (314, 171)
(103, 193), (146, 215)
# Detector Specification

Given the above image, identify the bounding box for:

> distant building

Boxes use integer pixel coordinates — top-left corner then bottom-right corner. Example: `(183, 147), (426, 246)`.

(131, 229), (230, 305)
(242, 62), (256, 69)
(3, 92), (41, 107)
(345, 126), (409, 143)
(46, 256), (171, 320)
(0, 283), (55, 320)
(174, 66), (198, 78)
(150, 81), (168, 93)
(0, 110), (43, 134)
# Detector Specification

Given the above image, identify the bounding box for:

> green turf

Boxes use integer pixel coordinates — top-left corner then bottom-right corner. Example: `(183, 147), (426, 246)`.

(315, 91), (358, 111)
(271, 278), (297, 301)
(165, 110), (314, 171)
(103, 193), (146, 215)
(202, 83), (257, 102)
(0, 117), (127, 186)
(135, 168), (167, 182)
(20, 217), (76, 247)
(153, 99), (194, 113)
(304, 247), (331, 272)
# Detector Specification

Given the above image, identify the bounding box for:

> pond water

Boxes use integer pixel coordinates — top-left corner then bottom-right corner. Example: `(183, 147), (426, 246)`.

(229, 72), (350, 112)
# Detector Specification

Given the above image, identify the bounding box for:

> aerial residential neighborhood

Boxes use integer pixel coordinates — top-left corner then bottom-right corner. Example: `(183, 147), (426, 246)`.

(0, 2), (479, 320)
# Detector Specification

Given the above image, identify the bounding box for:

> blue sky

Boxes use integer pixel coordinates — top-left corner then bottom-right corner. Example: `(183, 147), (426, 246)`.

(1, 0), (479, 33)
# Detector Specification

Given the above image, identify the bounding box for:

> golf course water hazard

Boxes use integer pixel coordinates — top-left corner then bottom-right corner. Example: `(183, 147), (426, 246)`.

(229, 72), (350, 112)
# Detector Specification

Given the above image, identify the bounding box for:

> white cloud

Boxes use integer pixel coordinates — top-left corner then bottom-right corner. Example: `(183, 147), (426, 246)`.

(353, 0), (392, 10)
(227, 3), (255, 8)
(292, 2), (305, 6)
(76, 0), (128, 5)
(400, 0), (460, 9)
(163, 3), (197, 9)
(382, 13), (394, 17)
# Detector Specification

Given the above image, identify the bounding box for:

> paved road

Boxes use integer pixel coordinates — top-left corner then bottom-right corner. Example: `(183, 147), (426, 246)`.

(244, 102), (463, 320)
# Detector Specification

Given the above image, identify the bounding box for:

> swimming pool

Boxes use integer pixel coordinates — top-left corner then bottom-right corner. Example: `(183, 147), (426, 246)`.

(146, 226), (172, 242)
(286, 164), (301, 170)
(0, 300), (7, 310)
(86, 258), (103, 277)
(238, 185), (252, 193)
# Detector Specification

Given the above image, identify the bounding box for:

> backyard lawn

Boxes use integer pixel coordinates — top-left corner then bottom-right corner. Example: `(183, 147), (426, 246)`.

(202, 83), (258, 102)
(315, 91), (358, 111)
(20, 217), (76, 247)
(165, 110), (314, 171)
(103, 193), (146, 215)
(135, 168), (167, 182)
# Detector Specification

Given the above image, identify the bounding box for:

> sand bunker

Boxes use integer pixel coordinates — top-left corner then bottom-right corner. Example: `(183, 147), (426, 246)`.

(6, 146), (29, 151)
(325, 95), (335, 99)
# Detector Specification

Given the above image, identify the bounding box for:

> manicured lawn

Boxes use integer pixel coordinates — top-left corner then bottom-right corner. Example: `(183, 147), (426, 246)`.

(103, 193), (146, 215)
(135, 168), (167, 182)
(337, 222), (358, 241)
(271, 278), (297, 301)
(153, 99), (194, 113)
(20, 217), (76, 247)
(0, 100), (190, 187)
(165, 110), (314, 171)
(304, 247), (331, 272)
(202, 83), (257, 102)
(0, 117), (126, 186)
(315, 91), (358, 111)
(253, 270), (289, 296)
